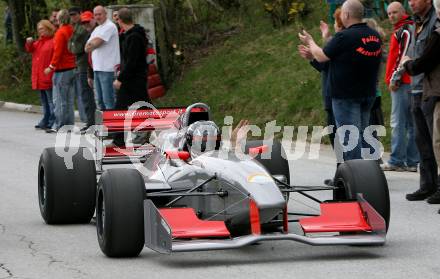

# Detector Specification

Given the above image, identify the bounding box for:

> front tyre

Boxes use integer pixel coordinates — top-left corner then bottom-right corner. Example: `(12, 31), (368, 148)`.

(97, 169), (145, 257)
(334, 159), (390, 231)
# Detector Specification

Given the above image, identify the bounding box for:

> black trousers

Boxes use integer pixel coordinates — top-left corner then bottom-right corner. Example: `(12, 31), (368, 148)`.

(113, 77), (151, 146)
(411, 94), (439, 192)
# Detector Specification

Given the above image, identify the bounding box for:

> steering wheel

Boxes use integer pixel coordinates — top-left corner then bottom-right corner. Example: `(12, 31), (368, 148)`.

(182, 103), (211, 127)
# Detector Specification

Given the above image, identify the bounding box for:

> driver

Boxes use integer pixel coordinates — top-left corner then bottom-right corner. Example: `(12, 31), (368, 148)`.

(184, 121), (220, 157)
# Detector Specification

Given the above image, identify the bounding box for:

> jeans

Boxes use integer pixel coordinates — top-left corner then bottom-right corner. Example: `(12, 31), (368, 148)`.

(73, 73), (87, 123)
(94, 71), (115, 110)
(411, 94), (439, 192)
(53, 70), (75, 129)
(389, 84), (419, 167)
(332, 96), (376, 162)
(76, 70), (96, 126)
(38, 89), (55, 129)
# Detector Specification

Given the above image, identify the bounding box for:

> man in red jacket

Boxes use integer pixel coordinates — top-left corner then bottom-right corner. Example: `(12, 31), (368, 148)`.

(381, 1), (419, 172)
(44, 9), (76, 132)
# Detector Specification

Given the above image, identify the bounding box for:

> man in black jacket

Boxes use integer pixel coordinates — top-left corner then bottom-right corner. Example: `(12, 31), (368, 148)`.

(112, 8), (150, 146)
(113, 8), (150, 109)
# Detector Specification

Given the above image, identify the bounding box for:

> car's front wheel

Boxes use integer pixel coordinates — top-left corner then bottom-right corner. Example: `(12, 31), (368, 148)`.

(97, 168), (145, 257)
(333, 159), (390, 231)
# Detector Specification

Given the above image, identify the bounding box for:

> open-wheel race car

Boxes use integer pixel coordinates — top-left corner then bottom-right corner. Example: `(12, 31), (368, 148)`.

(38, 103), (390, 257)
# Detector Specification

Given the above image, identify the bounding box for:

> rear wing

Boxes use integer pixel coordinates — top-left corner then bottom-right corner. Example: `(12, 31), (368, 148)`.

(93, 106), (208, 170)
(95, 106), (209, 135)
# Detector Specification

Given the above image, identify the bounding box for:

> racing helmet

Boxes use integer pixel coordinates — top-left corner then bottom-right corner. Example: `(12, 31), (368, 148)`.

(185, 121), (221, 156)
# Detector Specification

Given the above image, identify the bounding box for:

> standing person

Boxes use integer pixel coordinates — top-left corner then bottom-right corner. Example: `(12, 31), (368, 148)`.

(44, 9), (76, 132)
(25, 20), (56, 130)
(298, 8), (344, 186)
(68, 7), (87, 125)
(363, 17), (386, 164)
(402, 0), (440, 204)
(404, 0), (440, 202)
(68, 8), (96, 133)
(299, 0), (383, 162)
(382, 1), (419, 172)
(4, 6), (13, 44)
(111, 8), (150, 146)
(112, 9), (122, 33)
(85, 5), (120, 111)
(49, 9), (60, 28)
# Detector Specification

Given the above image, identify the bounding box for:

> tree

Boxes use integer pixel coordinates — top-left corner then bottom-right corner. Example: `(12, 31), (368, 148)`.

(7, 0), (47, 52)
(70, 0), (116, 10)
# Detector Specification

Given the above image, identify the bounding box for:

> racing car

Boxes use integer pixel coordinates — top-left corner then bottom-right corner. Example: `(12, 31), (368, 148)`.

(38, 103), (390, 257)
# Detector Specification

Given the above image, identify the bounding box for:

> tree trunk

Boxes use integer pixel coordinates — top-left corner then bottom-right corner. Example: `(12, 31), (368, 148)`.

(8, 0), (47, 53)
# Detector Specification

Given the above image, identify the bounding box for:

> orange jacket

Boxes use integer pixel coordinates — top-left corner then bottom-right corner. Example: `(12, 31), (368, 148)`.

(50, 24), (76, 71)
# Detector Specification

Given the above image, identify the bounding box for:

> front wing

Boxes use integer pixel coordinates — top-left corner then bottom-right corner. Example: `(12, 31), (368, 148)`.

(143, 194), (386, 254)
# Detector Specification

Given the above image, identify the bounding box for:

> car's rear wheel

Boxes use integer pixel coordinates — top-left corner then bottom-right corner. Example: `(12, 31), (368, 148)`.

(38, 147), (96, 224)
(333, 159), (390, 231)
(246, 139), (290, 185)
(97, 169), (145, 257)
(246, 140), (290, 233)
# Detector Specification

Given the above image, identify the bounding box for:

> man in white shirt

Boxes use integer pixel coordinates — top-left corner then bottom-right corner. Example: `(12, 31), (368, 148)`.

(85, 5), (120, 110)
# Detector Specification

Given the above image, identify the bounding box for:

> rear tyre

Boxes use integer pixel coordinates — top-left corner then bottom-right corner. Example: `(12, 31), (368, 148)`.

(333, 159), (390, 231)
(38, 147), (96, 224)
(97, 169), (145, 257)
(246, 140), (290, 233)
(246, 140), (290, 184)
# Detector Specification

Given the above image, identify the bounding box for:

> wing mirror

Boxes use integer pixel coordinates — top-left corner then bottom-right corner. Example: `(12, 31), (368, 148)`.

(165, 151), (191, 161)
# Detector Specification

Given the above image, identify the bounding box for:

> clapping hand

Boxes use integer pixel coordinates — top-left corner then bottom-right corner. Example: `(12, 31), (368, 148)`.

(319, 20), (330, 41)
(298, 29), (314, 46)
(298, 45), (313, 60)
(231, 119), (249, 148)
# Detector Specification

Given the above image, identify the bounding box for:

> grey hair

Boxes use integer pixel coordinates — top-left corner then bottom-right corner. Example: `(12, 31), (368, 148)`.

(57, 9), (70, 25)
(434, 0), (440, 12)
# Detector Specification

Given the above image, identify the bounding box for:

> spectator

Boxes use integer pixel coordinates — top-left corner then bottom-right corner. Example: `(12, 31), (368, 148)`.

(25, 20), (56, 130)
(111, 8), (150, 146)
(44, 9), (76, 132)
(85, 5), (120, 110)
(403, 0), (440, 202)
(67, 7), (87, 125)
(402, 0), (440, 204)
(298, 8), (344, 186)
(299, 0), (382, 162)
(68, 8), (96, 133)
(49, 9), (60, 28)
(80, 14), (98, 91)
(111, 9), (122, 33)
(363, 17), (386, 163)
(382, 1), (419, 172)
(4, 6), (13, 44)
(112, 10), (119, 23)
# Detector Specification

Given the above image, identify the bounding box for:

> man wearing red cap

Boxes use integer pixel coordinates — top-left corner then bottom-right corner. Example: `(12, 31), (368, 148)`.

(68, 8), (96, 133)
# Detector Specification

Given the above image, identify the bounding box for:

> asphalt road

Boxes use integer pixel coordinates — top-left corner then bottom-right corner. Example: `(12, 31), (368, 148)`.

(1, 109), (439, 279)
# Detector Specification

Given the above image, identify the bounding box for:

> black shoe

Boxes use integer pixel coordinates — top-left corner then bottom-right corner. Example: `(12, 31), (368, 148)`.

(79, 125), (91, 134)
(406, 189), (435, 201)
(324, 179), (334, 186)
(427, 190), (440, 204)
(45, 128), (57, 134)
(438, 208), (440, 214)
(35, 124), (45, 130)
